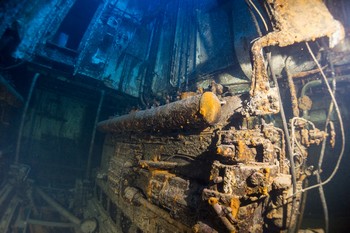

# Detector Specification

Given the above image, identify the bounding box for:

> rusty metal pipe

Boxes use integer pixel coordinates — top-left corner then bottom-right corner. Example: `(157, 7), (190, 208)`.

(97, 92), (221, 133)
(139, 160), (178, 169)
(208, 197), (236, 232)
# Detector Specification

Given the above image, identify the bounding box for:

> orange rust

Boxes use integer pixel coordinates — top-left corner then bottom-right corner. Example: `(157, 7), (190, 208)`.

(146, 170), (176, 199)
(140, 162), (148, 169)
(217, 147), (223, 155)
(230, 197), (240, 218)
(151, 155), (159, 162)
(150, 169), (176, 177)
(287, 71), (299, 117)
(259, 186), (269, 196)
(208, 197), (218, 206)
(250, 139), (257, 147)
(217, 146), (233, 157)
(199, 92), (221, 125)
(237, 140), (246, 159)
(298, 95), (312, 111)
(192, 224), (200, 233)
(180, 91), (197, 100)
(291, 65), (328, 79)
(197, 87), (204, 94)
(257, 168), (271, 196)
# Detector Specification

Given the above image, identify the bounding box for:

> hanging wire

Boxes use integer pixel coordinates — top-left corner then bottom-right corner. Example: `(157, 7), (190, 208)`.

(246, 0), (269, 32)
(288, 42), (346, 198)
(270, 58), (299, 233)
(315, 61), (337, 233)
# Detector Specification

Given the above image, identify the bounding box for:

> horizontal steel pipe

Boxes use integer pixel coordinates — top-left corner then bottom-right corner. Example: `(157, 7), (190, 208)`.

(97, 92), (221, 133)
(26, 219), (76, 228)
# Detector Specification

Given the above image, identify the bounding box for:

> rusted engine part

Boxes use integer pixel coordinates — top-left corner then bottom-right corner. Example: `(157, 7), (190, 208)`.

(106, 130), (214, 190)
(98, 95), (298, 232)
(265, 179), (303, 231)
(217, 122), (288, 173)
(248, 0), (344, 115)
(192, 221), (219, 233)
(202, 161), (288, 232)
(106, 95), (244, 194)
(133, 169), (202, 227)
(104, 133), (212, 230)
(139, 160), (179, 170)
(105, 96), (242, 163)
(95, 179), (191, 233)
(97, 92), (221, 133)
(203, 118), (326, 232)
(286, 63), (300, 117)
(290, 117), (327, 177)
(124, 186), (192, 231)
(101, 98), (243, 231)
(99, 132), (200, 232)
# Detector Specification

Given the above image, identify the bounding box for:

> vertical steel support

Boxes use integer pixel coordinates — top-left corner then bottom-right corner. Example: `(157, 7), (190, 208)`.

(14, 73), (39, 164)
(85, 90), (105, 179)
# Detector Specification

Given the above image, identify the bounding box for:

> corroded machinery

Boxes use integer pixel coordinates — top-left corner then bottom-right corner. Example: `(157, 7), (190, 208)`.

(0, 0), (348, 232)
(94, 92), (326, 233)
(91, 1), (344, 233)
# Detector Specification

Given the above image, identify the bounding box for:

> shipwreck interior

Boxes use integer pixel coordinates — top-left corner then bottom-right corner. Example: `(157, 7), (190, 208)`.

(1, 0), (350, 232)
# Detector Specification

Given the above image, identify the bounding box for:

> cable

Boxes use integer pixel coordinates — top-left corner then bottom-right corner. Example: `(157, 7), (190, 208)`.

(289, 42), (346, 197)
(246, 0), (269, 32)
(316, 156), (329, 233)
(245, 0), (262, 36)
(315, 61), (336, 233)
(271, 59), (298, 233)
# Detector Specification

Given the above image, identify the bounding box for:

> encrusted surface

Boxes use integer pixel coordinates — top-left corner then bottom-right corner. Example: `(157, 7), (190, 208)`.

(248, 0), (344, 116)
(98, 92), (221, 133)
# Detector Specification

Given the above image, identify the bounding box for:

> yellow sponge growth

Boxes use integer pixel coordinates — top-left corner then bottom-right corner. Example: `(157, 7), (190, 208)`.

(199, 92), (221, 125)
